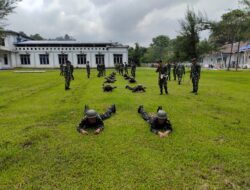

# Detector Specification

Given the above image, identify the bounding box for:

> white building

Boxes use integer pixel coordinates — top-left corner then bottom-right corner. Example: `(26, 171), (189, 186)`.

(0, 31), (129, 69)
(202, 42), (250, 69)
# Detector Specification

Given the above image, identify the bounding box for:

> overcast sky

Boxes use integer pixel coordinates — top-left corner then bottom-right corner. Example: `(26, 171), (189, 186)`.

(6, 0), (239, 47)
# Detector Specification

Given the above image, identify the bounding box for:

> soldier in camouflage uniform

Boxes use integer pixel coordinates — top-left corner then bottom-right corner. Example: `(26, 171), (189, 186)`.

(97, 64), (102, 77)
(131, 62), (136, 78)
(167, 63), (171, 81)
(124, 62), (129, 75)
(64, 60), (72, 90)
(60, 63), (64, 76)
(120, 63), (124, 76)
(176, 63), (185, 85)
(156, 60), (168, 95)
(86, 61), (90, 78)
(190, 58), (201, 95)
(103, 84), (117, 92)
(70, 62), (74, 80)
(173, 62), (177, 81)
(77, 105), (116, 135)
(138, 105), (173, 138)
(102, 63), (106, 76)
(125, 84), (146, 93)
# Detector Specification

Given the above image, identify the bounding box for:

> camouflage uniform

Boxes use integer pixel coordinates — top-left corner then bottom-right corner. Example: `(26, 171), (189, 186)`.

(190, 62), (201, 94)
(60, 64), (64, 76)
(97, 64), (102, 77)
(126, 84), (146, 92)
(103, 84), (117, 92)
(102, 63), (106, 76)
(64, 62), (72, 90)
(86, 64), (90, 78)
(156, 64), (168, 95)
(167, 63), (171, 81)
(120, 63), (124, 76)
(173, 63), (177, 81)
(70, 64), (74, 80)
(131, 63), (136, 78)
(138, 107), (172, 135)
(77, 105), (115, 132)
(176, 64), (185, 85)
(124, 63), (129, 75)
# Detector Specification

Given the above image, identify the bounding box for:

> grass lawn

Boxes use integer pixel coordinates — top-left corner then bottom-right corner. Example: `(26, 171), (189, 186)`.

(0, 68), (250, 189)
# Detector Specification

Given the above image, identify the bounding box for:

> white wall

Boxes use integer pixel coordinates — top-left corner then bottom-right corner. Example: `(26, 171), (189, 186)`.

(14, 47), (128, 68)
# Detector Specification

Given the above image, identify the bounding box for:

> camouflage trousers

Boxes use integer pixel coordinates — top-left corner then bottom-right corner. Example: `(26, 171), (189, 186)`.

(192, 77), (199, 92)
(158, 78), (168, 94)
(65, 76), (71, 90)
(140, 108), (154, 124)
(177, 74), (183, 85)
(131, 69), (136, 78)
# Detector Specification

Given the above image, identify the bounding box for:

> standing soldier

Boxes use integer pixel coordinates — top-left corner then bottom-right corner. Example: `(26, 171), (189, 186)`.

(176, 63), (185, 85)
(124, 62), (129, 75)
(86, 61), (90, 78)
(190, 58), (201, 95)
(156, 60), (168, 95)
(97, 64), (101, 77)
(70, 62), (74, 80)
(131, 62), (137, 78)
(64, 60), (72, 90)
(103, 63), (106, 76)
(173, 62), (177, 81)
(120, 63), (124, 76)
(167, 63), (171, 81)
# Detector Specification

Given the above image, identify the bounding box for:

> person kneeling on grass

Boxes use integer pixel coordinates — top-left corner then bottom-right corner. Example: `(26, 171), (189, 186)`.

(137, 105), (173, 138)
(77, 104), (116, 135)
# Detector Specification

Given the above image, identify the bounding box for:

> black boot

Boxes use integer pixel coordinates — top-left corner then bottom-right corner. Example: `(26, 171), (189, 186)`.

(84, 105), (89, 113)
(138, 105), (143, 113)
(110, 104), (116, 113)
(157, 106), (163, 112)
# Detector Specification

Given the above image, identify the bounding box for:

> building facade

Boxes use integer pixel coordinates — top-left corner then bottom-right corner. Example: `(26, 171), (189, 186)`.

(0, 31), (129, 69)
(202, 42), (250, 69)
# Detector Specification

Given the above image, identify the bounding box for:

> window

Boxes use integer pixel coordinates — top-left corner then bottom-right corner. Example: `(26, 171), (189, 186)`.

(77, 54), (87, 65)
(20, 54), (30, 65)
(40, 54), (49, 65)
(113, 54), (123, 64)
(0, 38), (5, 46)
(96, 54), (105, 65)
(58, 54), (68, 65)
(4, 54), (8, 65)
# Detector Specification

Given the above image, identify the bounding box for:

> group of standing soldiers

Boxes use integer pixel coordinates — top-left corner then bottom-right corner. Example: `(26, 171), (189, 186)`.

(97, 63), (106, 77)
(115, 62), (136, 78)
(156, 58), (200, 95)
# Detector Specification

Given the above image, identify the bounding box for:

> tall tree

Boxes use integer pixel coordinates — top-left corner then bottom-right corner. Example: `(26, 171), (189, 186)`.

(179, 8), (207, 61)
(0, 0), (21, 37)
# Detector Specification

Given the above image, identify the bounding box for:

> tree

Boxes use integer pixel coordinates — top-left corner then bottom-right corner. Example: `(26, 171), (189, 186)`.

(30, 33), (44, 40)
(0, 0), (21, 37)
(179, 8), (207, 61)
(141, 35), (171, 63)
(128, 43), (147, 66)
(210, 9), (247, 70)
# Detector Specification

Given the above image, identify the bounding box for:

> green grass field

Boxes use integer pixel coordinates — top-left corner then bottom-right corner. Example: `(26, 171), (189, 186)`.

(0, 68), (250, 189)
